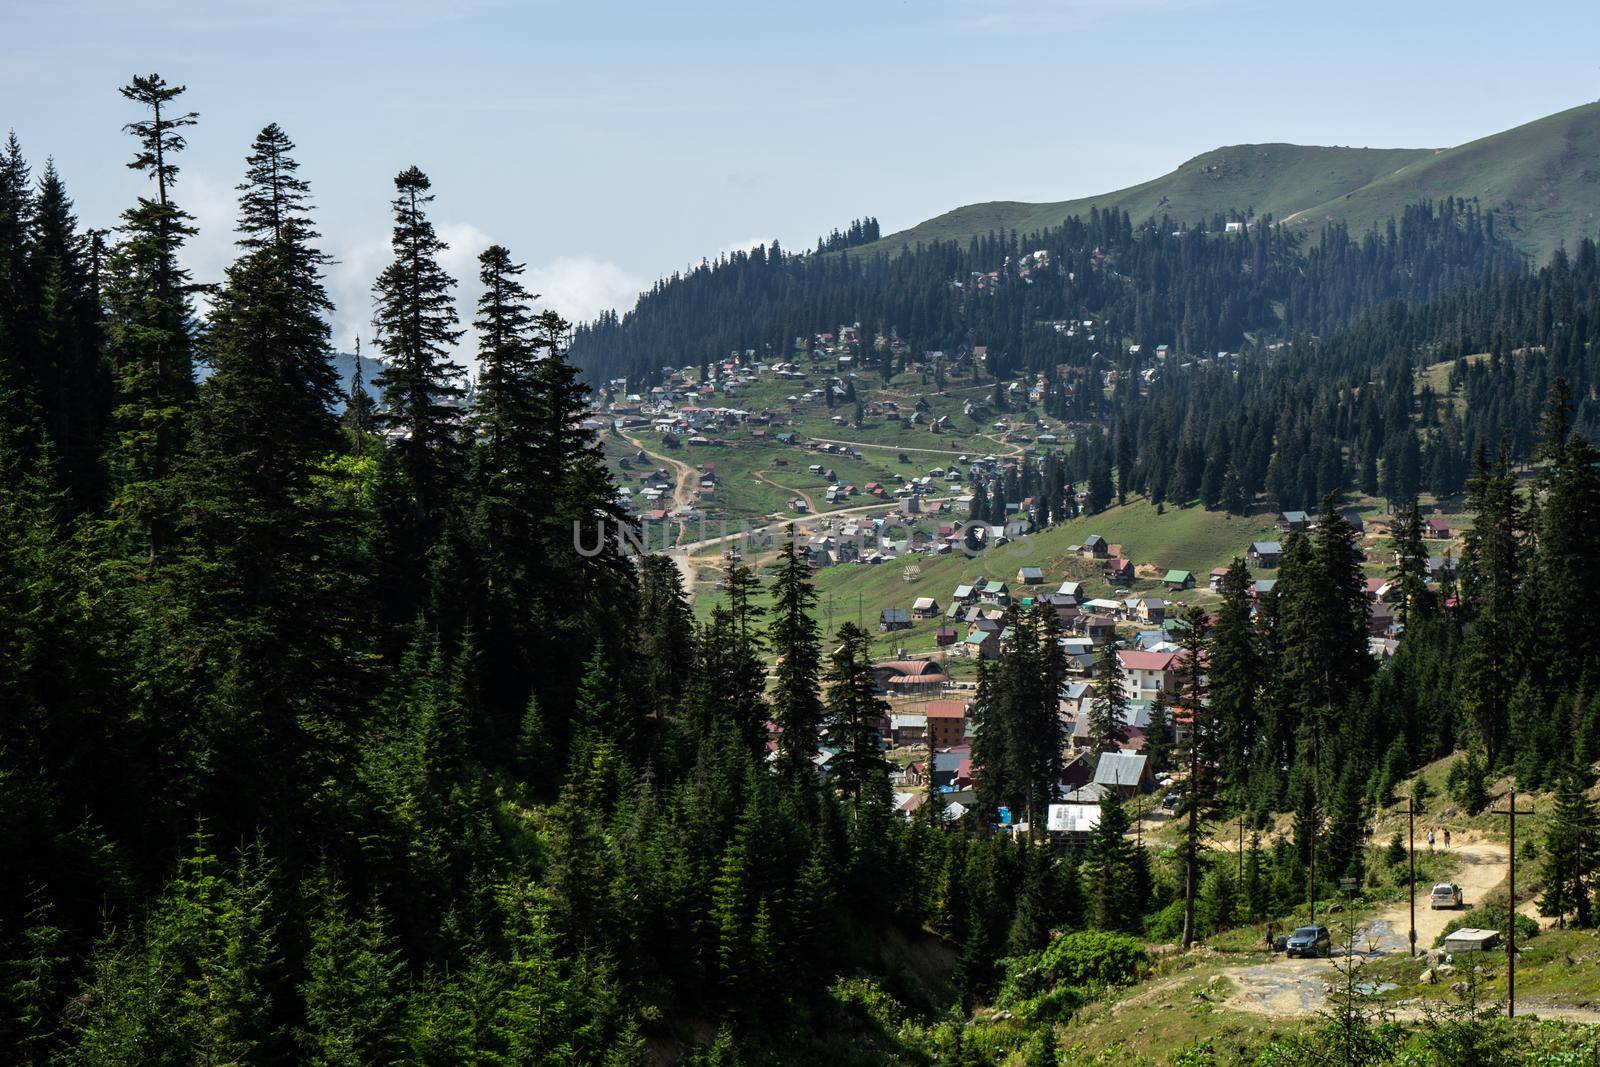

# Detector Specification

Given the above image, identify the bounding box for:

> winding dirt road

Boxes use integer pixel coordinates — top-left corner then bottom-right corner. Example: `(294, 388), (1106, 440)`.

(1223, 840), (1512, 1017)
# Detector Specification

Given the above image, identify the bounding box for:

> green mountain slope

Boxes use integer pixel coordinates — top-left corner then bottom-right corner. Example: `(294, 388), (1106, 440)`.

(868, 102), (1600, 260)
(1283, 101), (1600, 258)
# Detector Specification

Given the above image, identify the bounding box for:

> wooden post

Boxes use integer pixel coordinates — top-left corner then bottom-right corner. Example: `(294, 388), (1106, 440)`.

(1492, 787), (1535, 1017)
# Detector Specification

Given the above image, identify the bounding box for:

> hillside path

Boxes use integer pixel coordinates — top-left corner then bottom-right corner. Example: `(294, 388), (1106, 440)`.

(1217, 839), (1584, 1019)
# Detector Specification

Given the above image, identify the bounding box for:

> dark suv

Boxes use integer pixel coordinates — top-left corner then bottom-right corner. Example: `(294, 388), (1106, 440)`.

(1285, 925), (1331, 958)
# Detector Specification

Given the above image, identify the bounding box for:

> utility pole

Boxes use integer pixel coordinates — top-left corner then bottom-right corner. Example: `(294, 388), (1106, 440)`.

(1408, 791), (1418, 958)
(1492, 787), (1535, 1018)
(1238, 809), (1245, 882)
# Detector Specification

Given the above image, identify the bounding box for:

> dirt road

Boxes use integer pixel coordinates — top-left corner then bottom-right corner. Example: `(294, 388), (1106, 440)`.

(1222, 840), (1512, 1018)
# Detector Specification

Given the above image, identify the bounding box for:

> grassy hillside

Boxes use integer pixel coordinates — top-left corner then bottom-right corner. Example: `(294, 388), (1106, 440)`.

(870, 144), (1429, 252)
(865, 101), (1600, 261)
(1284, 101), (1600, 259)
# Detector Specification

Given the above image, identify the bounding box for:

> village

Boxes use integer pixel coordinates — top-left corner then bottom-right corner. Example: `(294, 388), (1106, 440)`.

(799, 504), (1466, 845)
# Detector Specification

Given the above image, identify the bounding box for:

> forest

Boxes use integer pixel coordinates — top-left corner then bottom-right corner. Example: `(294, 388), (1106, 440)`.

(3, 73), (1600, 1064)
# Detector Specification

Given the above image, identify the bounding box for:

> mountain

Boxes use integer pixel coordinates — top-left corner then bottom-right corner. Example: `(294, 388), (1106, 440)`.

(866, 102), (1600, 260)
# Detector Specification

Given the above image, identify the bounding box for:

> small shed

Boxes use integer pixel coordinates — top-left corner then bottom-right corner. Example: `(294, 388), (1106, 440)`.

(1442, 928), (1501, 954)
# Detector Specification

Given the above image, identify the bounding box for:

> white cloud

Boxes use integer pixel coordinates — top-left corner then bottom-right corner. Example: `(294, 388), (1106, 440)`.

(525, 256), (646, 324)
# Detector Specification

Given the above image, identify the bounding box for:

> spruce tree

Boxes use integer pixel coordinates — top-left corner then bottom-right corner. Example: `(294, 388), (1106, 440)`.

(1087, 641), (1127, 752)
(169, 122), (357, 846)
(769, 531), (822, 780)
(371, 166), (465, 598)
(823, 622), (890, 803)
(104, 74), (200, 562)
(1539, 765), (1599, 928)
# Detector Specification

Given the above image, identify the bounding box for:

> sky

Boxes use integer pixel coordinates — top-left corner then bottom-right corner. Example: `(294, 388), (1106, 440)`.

(6, 0), (1600, 352)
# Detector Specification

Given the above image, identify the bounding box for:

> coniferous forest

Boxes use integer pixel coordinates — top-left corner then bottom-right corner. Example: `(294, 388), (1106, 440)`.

(5, 74), (1600, 1065)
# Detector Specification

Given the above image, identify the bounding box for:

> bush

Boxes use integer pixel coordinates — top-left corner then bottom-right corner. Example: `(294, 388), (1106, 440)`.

(1434, 905), (1539, 949)
(999, 931), (1149, 1006)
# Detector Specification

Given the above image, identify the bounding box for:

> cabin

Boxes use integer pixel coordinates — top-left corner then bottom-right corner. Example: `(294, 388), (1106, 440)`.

(1162, 569), (1195, 591)
(1278, 511), (1311, 533)
(1093, 751), (1153, 797)
(1103, 557), (1134, 583)
(1079, 534), (1108, 559)
(911, 596), (940, 620)
(1082, 615), (1117, 645)
(1208, 567), (1230, 591)
(1425, 518), (1453, 540)
(889, 714), (926, 747)
(979, 580), (1012, 605)
(951, 583), (977, 605)
(962, 630), (999, 660)
(1136, 598), (1166, 625)
(1016, 566), (1045, 585)
(878, 608), (912, 632)
(1249, 541), (1282, 568)
(934, 626), (959, 646)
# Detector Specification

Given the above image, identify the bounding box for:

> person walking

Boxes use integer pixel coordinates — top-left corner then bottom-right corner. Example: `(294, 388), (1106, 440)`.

(1427, 829), (1435, 853)
(1443, 827), (1451, 848)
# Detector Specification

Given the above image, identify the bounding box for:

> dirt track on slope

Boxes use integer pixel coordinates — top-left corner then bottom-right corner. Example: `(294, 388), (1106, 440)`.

(1222, 840), (1511, 1018)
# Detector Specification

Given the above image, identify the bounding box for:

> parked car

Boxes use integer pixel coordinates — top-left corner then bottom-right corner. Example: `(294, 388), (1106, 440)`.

(1285, 925), (1331, 959)
(1429, 883), (1464, 909)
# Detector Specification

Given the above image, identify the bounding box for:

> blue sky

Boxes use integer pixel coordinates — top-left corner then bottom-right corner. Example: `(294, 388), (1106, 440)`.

(6, 0), (1599, 346)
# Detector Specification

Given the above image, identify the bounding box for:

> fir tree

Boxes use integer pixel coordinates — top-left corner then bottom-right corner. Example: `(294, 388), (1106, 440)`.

(104, 74), (200, 562)
(371, 166), (465, 601)
(769, 531), (823, 780)
(823, 622), (890, 803)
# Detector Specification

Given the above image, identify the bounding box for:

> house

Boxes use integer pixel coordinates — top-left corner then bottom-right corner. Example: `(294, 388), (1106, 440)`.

(1340, 508), (1367, 534)
(962, 629), (999, 660)
(1057, 580), (1084, 602)
(1425, 518), (1452, 539)
(889, 713), (927, 746)
(952, 583), (977, 605)
(1136, 598), (1166, 625)
(1079, 534), (1108, 559)
(1046, 802), (1101, 839)
(1071, 701), (1154, 750)
(1278, 511), (1311, 533)
(871, 659), (949, 694)
(923, 700), (969, 748)
(911, 596), (941, 619)
(1093, 751), (1153, 797)
(1117, 649), (1178, 702)
(1059, 749), (1096, 792)
(1251, 578), (1277, 598)
(980, 580), (1012, 605)
(1083, 598), (1122, 617)
(1162, 569), (1195, 591)
(1103, 557), (1134, 583)
(934, 626), (959, 646)
(1017, 566), (1045, 585)
(1208, 567), (1230, 591)
(1083, 616), (1117, 645)
(1249, 541), (1282, 568)
(879, 608), (912, 632)
(1060, 680), (1095, 718)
